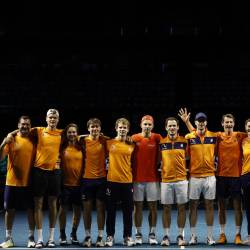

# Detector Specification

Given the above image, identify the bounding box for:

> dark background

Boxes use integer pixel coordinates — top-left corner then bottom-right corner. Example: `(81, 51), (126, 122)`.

(0, 2), (249, 138)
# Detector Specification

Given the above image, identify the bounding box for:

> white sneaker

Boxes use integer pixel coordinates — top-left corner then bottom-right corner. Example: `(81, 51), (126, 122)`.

(207, 237), (216, 246)
(27, 236), (36, 248)
(95, 236), (105, 247)
(82, 236), (92, 247)
(0, 237), (14, 248)
(189, 235), (198, 245)
(135, 233), (142, 245)
(148, 233), (158, 245)
(123, 237), (135, 247)
(161, 235), (170, 246)
(105, 236), (114, 247)
(176, 235), (187, 246)
(243, 236), (250, 245)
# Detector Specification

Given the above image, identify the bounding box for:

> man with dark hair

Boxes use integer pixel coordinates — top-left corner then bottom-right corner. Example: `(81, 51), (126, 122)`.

(0, 116), (35, 248)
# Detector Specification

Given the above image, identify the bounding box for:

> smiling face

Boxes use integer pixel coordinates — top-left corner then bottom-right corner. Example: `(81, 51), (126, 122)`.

(66, 126), (78, 142)
(166, 119), (179, 138)
(141, 119), (154, 134)
(18, 118), (31, 136)
(222, 116), (234, 133)
(116, 122), (129, 138)
(46, 114), (59, 129)
(88, 123), (101, 138)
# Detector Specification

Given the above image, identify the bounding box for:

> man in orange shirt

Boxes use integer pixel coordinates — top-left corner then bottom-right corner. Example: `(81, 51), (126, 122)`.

(0, 116), (35, 248)
(179, 109), (245, 244)
(183, 112), (217, 245)
(80, 118), (107, 247)
(31, 109), (62, 248)
(105, 118), (135, 247)
(132, 115), (161, 245)
(160, 117), (188, 247)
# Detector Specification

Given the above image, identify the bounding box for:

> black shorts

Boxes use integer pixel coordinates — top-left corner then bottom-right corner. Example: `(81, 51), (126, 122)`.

(4, 185), (33, 210)
(32, 168), (61, 197)
(60, 186), (82, 206)
(81, 178), (106, 201)
(216, 176), (241, 199)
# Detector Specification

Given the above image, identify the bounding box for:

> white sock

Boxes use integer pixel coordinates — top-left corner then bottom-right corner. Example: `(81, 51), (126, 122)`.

(190, 227), (196, 236)
(28, 230), (34, 238)
(98, 230), (103, 237)
(48, 228), (55, 241)
(6, 230), (12, 238)
(207, 226), (213, 239)
(236, 226), (241, 234)
(178, 228), (184, 237)
(220, 224), (225, 234)
(37, 229), (43, 242)
(164, 228), (170, 236)
(85, 229), (91, 237)
(150, 227), (156, 234)
(136, 227), (141, 234)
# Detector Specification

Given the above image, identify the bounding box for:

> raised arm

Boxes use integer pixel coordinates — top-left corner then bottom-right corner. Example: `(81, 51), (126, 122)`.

(178, 107), (195, 132)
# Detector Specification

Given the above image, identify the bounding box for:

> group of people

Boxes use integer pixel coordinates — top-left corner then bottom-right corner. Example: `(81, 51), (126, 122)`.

(0, 108), (250, 248)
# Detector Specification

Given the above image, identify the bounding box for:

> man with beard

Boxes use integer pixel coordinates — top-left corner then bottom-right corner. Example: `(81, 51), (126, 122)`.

(0, 116), (36, 248)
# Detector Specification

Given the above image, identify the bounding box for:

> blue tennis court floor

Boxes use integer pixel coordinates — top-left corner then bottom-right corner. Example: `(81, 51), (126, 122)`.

(0, 209), (249, 249)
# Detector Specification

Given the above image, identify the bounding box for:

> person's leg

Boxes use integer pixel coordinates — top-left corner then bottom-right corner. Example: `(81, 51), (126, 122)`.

(47, 196), (58, 243)
(162, 204), (171, 237)
(233, 197), (243, 243)
(83, 200), (93, 238)
(34, 196), (44, 244)
(58, 204), (67, 244)
(189, 199), (199, 237)
(96, 199), (105, 235)
(217, 198), (228, 243)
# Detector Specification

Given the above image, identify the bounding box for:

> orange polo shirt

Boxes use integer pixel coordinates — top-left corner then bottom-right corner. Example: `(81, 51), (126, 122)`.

(107, 139), (135, 183)
(217, 131), (246, 177)
(5, 135), (34, 186)
(185, 130), (217, 177)
(61, 145), (83, 186)
(33, 127), (62, 171)
(160, 135), (187, 182)
(83, 136), (107, 179)
(242, 137), (250, 175)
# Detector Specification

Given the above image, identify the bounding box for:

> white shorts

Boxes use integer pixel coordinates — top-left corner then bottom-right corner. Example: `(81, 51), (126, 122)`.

(161, 180), (188, 205)
(133, 182), (160, 201)
(189, 176), (216, 200)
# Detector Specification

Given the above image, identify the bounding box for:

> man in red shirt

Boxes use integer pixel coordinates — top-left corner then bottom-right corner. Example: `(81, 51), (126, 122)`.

(132, 115), (162, 245)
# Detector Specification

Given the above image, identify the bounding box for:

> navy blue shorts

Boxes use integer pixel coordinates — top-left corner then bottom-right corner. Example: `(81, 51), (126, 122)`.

(32, 168), (61, 197)
(4, 185), (33, 210)
(60, 186), (82, 206)
(216, 176), (241, 199)
(81, 178), (106, 201)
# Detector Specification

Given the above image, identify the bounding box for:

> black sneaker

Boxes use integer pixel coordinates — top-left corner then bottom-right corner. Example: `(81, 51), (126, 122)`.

(70, 232), (79, 245)
(59, 235), (68, 246)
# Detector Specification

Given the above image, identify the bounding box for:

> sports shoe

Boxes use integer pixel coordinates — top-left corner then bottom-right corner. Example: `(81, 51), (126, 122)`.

(123, 237), (135, 247)
(207, 237), (216, 246)
(0, 237), (14, 248)
(46, 240), (56, 248)
(59, 235), (68, 246)
(189, 235), (198, 245)
(27, 236), (36, 248)
(83, 236), (92, 247)
(234, 233), (242, 245)
(135, 233), (142, 245)
(161, 235), (170, 246)
(176, 235), (187, 246)
(95, 236), (104, 247)
(217, 233), (227, 244)
(242, 236), (250, 245)
(148, 233), (158, 245)
(70, 232), (79, 245)
(105, 236), (114, 247)
(35, 241), (44, 249)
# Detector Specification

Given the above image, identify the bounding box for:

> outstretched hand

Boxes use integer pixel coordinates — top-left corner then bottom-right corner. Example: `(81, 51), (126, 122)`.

(178, 108), (191, 123)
